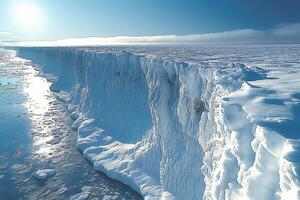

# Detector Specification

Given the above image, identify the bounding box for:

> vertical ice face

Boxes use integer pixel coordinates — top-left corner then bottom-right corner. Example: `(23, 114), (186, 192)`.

(71, 51), (153, 143)
(16, 47), (300, 200)
(50, 49), (74, 92)
(140, 59), (209, 199)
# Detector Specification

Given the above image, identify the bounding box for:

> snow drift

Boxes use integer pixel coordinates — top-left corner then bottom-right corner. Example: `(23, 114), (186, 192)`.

(16, 46), (300, 200)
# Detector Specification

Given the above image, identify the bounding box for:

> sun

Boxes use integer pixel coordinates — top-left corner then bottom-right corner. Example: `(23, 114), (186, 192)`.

(14, 2), (41, 29)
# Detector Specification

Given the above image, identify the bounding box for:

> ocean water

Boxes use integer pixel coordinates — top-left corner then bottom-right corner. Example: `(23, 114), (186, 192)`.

(0, 49), (142, 200)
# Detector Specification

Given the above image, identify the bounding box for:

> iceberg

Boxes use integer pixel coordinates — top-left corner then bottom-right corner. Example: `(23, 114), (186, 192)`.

(16, 45), (300, 200)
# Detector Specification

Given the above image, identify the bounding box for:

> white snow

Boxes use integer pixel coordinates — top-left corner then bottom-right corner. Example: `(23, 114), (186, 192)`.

(16, 45), (300, 200)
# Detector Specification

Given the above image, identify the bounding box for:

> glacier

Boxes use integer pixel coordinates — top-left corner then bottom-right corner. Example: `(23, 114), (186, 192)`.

(15, 45), (300, 200)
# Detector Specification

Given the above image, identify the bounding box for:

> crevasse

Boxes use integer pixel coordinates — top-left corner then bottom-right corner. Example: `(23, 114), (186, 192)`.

(17, 47), (300, 200)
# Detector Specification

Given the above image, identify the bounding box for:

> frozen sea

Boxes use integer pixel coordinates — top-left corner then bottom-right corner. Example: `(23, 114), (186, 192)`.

(0, 49), (142, 200)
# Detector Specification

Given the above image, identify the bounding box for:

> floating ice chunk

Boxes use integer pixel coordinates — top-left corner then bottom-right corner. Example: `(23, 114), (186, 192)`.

(69, 192), (90, 200)
(69, 186), (92, 200)
(102, 194), (120, 200)
(46, 138), (60, 145)
(33, 169), (55, 180)
(56, 187), (68, 195)
(11, 164), (31, 174)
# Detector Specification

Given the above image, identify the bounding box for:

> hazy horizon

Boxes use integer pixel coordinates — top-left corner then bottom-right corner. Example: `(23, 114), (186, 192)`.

(1, 0), (300, 45)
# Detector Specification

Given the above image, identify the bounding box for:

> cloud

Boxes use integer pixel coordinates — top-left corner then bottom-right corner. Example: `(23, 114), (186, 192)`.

(1, 23), (300, 46)
(0, 32), (17, 37)
(0, 31), (16, 35)
(0, 32), (17, 43)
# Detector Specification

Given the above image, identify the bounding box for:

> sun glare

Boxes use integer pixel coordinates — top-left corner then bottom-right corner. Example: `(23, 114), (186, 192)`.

(14, 2), (41, 29)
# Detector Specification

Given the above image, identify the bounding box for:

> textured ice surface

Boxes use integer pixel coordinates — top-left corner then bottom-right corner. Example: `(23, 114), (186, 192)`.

(16, 45), (300, 200)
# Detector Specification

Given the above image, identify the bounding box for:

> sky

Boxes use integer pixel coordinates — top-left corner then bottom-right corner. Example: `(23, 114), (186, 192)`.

(0, 0), (300, 45)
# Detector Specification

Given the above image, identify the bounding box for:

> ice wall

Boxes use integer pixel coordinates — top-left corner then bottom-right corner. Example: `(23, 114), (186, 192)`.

(17, 47), (300, 200)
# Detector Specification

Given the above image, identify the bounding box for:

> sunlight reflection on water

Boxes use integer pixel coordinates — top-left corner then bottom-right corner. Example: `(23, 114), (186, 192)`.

(0, 49), (142, 200)
(24, 69), (50, 115)
(23, 62), (56, 157)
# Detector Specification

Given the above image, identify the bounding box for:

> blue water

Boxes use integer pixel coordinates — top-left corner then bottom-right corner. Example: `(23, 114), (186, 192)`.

(0, 49), (142, 200)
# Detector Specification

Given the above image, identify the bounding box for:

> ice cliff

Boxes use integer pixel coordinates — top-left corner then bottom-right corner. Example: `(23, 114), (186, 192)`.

(17, 46), (300, 200)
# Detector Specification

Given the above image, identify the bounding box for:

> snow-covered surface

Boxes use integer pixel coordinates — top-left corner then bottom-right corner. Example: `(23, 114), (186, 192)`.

(16, 45), (300, 200)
